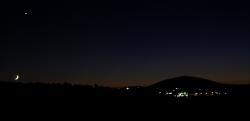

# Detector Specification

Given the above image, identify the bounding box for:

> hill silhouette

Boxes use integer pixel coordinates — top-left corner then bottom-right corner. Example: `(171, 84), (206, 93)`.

(149, 76), (223, 88)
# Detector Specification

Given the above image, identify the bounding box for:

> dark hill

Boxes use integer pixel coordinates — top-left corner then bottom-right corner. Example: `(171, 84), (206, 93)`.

(149, 76), (223, 88)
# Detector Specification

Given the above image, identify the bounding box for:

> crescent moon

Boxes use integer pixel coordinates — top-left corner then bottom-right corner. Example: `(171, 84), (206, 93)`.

(15, 75), (19, 81)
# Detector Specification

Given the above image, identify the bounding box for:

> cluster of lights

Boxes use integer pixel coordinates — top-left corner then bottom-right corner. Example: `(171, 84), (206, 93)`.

(189, 91), (228, 96)
(121, 87), (229, 97)
(158, 91), (189, 98)
(157, 88), (229, 97)
(176, 92), (188, 98)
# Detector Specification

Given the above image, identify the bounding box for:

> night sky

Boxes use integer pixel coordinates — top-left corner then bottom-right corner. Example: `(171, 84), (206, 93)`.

(3, 0), (250, 86)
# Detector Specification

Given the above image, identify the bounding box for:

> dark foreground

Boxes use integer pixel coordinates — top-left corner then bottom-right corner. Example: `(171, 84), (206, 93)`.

(0, 81), (250, 105)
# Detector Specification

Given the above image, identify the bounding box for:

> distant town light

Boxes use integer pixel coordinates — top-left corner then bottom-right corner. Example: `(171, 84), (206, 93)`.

(165, 92), (173, 95)
(176, 92), (188, 98)
(126, 87), (130, 90)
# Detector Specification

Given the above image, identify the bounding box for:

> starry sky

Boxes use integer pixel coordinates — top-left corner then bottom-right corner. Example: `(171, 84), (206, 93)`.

(3, 0), (250, 86)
